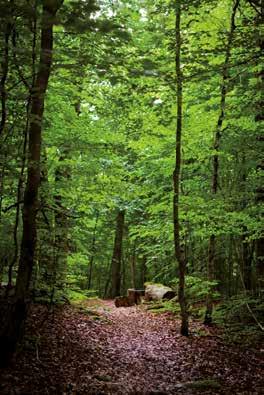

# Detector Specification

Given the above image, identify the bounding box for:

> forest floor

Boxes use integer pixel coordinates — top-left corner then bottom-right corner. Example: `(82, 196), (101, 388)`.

(0, 299), (263, 395)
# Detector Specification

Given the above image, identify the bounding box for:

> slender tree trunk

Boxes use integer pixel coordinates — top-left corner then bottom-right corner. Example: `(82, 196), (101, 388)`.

(0, 6), (13, 221)
(7, 0), (37, 288)
(87, 211), (99, 289)
(7, 102), (29, 287)
(254, 0), (264, 292)
(255, 169), (264, 291)
(0, 0), (63, 367)
(37, 149), (55, 289)
(53, 153), (70, 290)
(121, 255), (126, 295)
(0, 11), (13, 135)
(141, 255), (147, 288)
(227, 236), (233, 297)
(204, 0), (239, 325)
(104, 258), (112, 298)
(0, 154), (6, 222)
(16, 0), (63, 299)
(242, 234), (253, 291)
(239, 154), (252, 291)
(111, 210), (125, 298)
(130, 242), (136, 289)
(173, 0), (188, 336)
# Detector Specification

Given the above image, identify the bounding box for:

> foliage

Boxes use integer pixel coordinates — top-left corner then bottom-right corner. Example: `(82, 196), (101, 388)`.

(170, 276), (220, 304)
(146, 299), (181, 315)
(213, 294), (264, 345)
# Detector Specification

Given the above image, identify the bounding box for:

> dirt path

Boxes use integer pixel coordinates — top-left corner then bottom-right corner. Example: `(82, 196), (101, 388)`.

(0, 300), (263, 394)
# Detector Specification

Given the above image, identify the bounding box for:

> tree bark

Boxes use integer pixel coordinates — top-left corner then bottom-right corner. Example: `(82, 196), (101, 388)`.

(0, 9), (13, 135)
(254, 0), (264, 292)
(16, 0), (63, 299)
(141, 255), (147, 288)
(110, 210), (125, 298)
(130, 242), (136, 289)
(0, 0), (63, 366)
(87, 211), (99, 289)
(7, 102), (29, 287)
(127, 288), (143, 305)
(0, 6), (13, 220)
(52, 152), (70, 291)
(173, 0), (188, 336)
(7, 0), (38, 288)
(204, 0), (239, 325)
(0, 153), (6, 222)
(36, 148), (55, 290)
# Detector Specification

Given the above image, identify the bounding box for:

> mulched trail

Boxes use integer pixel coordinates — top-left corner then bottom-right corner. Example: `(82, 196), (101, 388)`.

(0, 300), (263, 395)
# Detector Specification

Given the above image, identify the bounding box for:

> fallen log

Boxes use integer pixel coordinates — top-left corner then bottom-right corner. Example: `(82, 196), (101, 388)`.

(144, 283), (176, 301)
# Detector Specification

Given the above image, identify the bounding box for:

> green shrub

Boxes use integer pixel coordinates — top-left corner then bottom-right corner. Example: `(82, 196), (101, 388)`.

(213, 294), (264, 345)
(169, 275), (219, 304)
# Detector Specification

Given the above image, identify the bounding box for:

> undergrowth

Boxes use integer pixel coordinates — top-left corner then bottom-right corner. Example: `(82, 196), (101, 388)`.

(213, 294), (264, 346)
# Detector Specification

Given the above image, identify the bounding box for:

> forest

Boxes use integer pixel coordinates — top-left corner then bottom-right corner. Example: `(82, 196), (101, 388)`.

(0, 0), (263, 394)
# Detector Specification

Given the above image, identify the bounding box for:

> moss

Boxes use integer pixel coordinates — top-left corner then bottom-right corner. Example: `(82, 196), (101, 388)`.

(144, 282), (165, 287)
(189, 305), (206, 319)
(95, 374), (112, 382)
(147, 300), (181, 315)
(186, 379), (221, 390)
(68, 290), (88, 302)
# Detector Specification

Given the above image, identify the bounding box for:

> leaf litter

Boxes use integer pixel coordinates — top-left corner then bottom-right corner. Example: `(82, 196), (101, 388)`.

(0, 300), (263, 394)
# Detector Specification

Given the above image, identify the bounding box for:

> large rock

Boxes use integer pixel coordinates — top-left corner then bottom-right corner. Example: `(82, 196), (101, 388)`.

(144, 283), (176, 301)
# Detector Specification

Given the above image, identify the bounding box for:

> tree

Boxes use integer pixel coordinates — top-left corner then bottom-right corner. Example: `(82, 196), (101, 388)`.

(173, 0), (189, 336)
(204, 0), (240, 325)
(111, 209), (125, 298)
(0, 0), (63, 366)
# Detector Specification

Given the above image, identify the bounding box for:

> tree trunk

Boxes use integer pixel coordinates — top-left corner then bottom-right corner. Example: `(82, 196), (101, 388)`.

(103, 260), (112, 298)
(0, 11), (13, 135)
(130, 242), (136, 289)
(141, 255), (147, 288)
(0, 154), (6, 222)
(240, 154), (252, 291)
(254, 0), (264, 293)
(110, 210), (125, 298)
(6, 0), (37, 289)
(53, 153), (70, 291)
(16, 0), (63, 298)
(255, 175), (264, 292)
(242, 234), (253, 291)
(204, 0), (239, 325)
(7, 101), (29, 287)
(37, 149), (56, 290)
(127, 288), (143, 305)
(173, 0), (188, 336)
(87, 210), (99, 289)
(0, 0), (63, 366)
(0, 7), (13, 224)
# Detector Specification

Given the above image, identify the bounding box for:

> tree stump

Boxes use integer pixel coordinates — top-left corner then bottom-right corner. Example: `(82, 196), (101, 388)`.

(127, 289), (144, 305)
